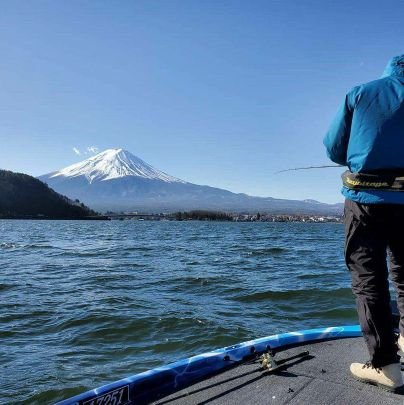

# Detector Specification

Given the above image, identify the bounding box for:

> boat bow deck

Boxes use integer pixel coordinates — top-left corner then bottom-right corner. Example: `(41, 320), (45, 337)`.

(153, 337), (403, 404)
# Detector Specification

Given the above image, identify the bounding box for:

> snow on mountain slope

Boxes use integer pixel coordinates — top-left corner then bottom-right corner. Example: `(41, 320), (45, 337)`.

(47, 148), (186, 184)
(39, 148), (343, 214)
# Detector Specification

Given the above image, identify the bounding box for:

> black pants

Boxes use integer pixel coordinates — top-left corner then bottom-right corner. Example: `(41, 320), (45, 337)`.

(345, 199), (404, 367)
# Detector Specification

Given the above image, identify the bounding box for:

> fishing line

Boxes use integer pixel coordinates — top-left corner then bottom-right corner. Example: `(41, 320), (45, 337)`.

(274, 165), (343, 174)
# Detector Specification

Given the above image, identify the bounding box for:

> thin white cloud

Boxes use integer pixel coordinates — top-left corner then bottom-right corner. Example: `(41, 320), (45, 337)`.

(87, 146), (99, 154)
(73, 147), (81, 155)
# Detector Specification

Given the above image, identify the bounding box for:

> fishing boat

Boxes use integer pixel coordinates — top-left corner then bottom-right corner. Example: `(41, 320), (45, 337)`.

(56, 304), (403, 405)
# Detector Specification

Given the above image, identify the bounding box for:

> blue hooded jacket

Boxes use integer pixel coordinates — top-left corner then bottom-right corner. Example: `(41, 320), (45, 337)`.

(323, 54), (404, 204)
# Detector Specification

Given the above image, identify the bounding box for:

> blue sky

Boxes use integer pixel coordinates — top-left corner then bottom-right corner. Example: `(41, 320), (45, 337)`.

(0, 1), (402, 203)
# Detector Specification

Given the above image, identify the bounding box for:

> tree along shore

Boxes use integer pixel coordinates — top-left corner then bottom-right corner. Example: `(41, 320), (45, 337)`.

(174, 210), (233, 221)
(0, 170), (106, 220)
(107, 211), (343, 222)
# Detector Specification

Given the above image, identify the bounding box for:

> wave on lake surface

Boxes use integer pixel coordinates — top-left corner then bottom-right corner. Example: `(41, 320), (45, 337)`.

(0, 220), (358, 404)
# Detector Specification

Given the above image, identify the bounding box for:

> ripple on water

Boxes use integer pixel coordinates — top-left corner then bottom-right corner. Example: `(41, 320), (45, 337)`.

(1, 242), (18, 249)
(0, 283), (15, 291)
(246, 247), (287, 256)
(234, 287), (353, 303)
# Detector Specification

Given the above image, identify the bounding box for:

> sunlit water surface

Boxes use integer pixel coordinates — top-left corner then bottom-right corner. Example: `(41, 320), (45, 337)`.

(0, 220), (357, 404)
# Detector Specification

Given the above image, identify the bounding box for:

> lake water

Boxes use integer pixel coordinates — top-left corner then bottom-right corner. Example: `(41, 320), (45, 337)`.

(0, 220), (358, 404)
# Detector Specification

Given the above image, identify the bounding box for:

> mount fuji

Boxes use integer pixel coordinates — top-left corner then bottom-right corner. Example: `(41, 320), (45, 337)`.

(39, 148), (342, 214)
(45, 148), (186, 184)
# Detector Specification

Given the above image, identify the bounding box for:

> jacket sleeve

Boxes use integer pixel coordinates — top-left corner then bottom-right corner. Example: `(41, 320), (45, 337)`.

(323, 94), (354, 166)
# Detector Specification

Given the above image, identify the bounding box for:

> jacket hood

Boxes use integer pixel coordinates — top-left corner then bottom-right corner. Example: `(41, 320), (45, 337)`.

(381, 54), (404, 78)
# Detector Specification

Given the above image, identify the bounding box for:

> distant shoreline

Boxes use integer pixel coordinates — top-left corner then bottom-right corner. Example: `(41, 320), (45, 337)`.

(106, 211), (343, 223)
(0, 211), (343, 223)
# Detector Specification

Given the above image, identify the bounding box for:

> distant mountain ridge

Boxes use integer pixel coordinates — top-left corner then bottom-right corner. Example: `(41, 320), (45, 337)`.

(39, 148), (343, 215)
(0, 170), (99, 219)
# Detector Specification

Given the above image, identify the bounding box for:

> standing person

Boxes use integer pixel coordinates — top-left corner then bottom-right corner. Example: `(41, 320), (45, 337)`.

(323, 54), (404, 392)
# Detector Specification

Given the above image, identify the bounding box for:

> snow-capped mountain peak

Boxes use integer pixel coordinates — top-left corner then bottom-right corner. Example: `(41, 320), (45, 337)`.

(48, 148), (186, 184)
(38, 148), (342, 215)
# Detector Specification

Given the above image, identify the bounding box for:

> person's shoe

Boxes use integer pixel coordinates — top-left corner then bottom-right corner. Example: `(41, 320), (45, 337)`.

(398, 335), (404, 353)
(350, 361), (404, 393)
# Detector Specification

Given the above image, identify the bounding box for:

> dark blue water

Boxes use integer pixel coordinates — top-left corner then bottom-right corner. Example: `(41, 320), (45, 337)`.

(0, 220), (357, 404)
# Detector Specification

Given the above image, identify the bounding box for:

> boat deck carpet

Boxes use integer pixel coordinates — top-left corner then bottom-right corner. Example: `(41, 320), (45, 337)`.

(152, 337), (403, 404)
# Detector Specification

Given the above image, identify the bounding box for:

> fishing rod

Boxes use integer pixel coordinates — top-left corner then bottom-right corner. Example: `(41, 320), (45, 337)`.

(274, 165), (343, 174)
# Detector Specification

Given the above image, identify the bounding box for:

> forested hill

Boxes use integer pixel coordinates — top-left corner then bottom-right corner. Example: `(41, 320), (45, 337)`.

(0, 170), (100, 219)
